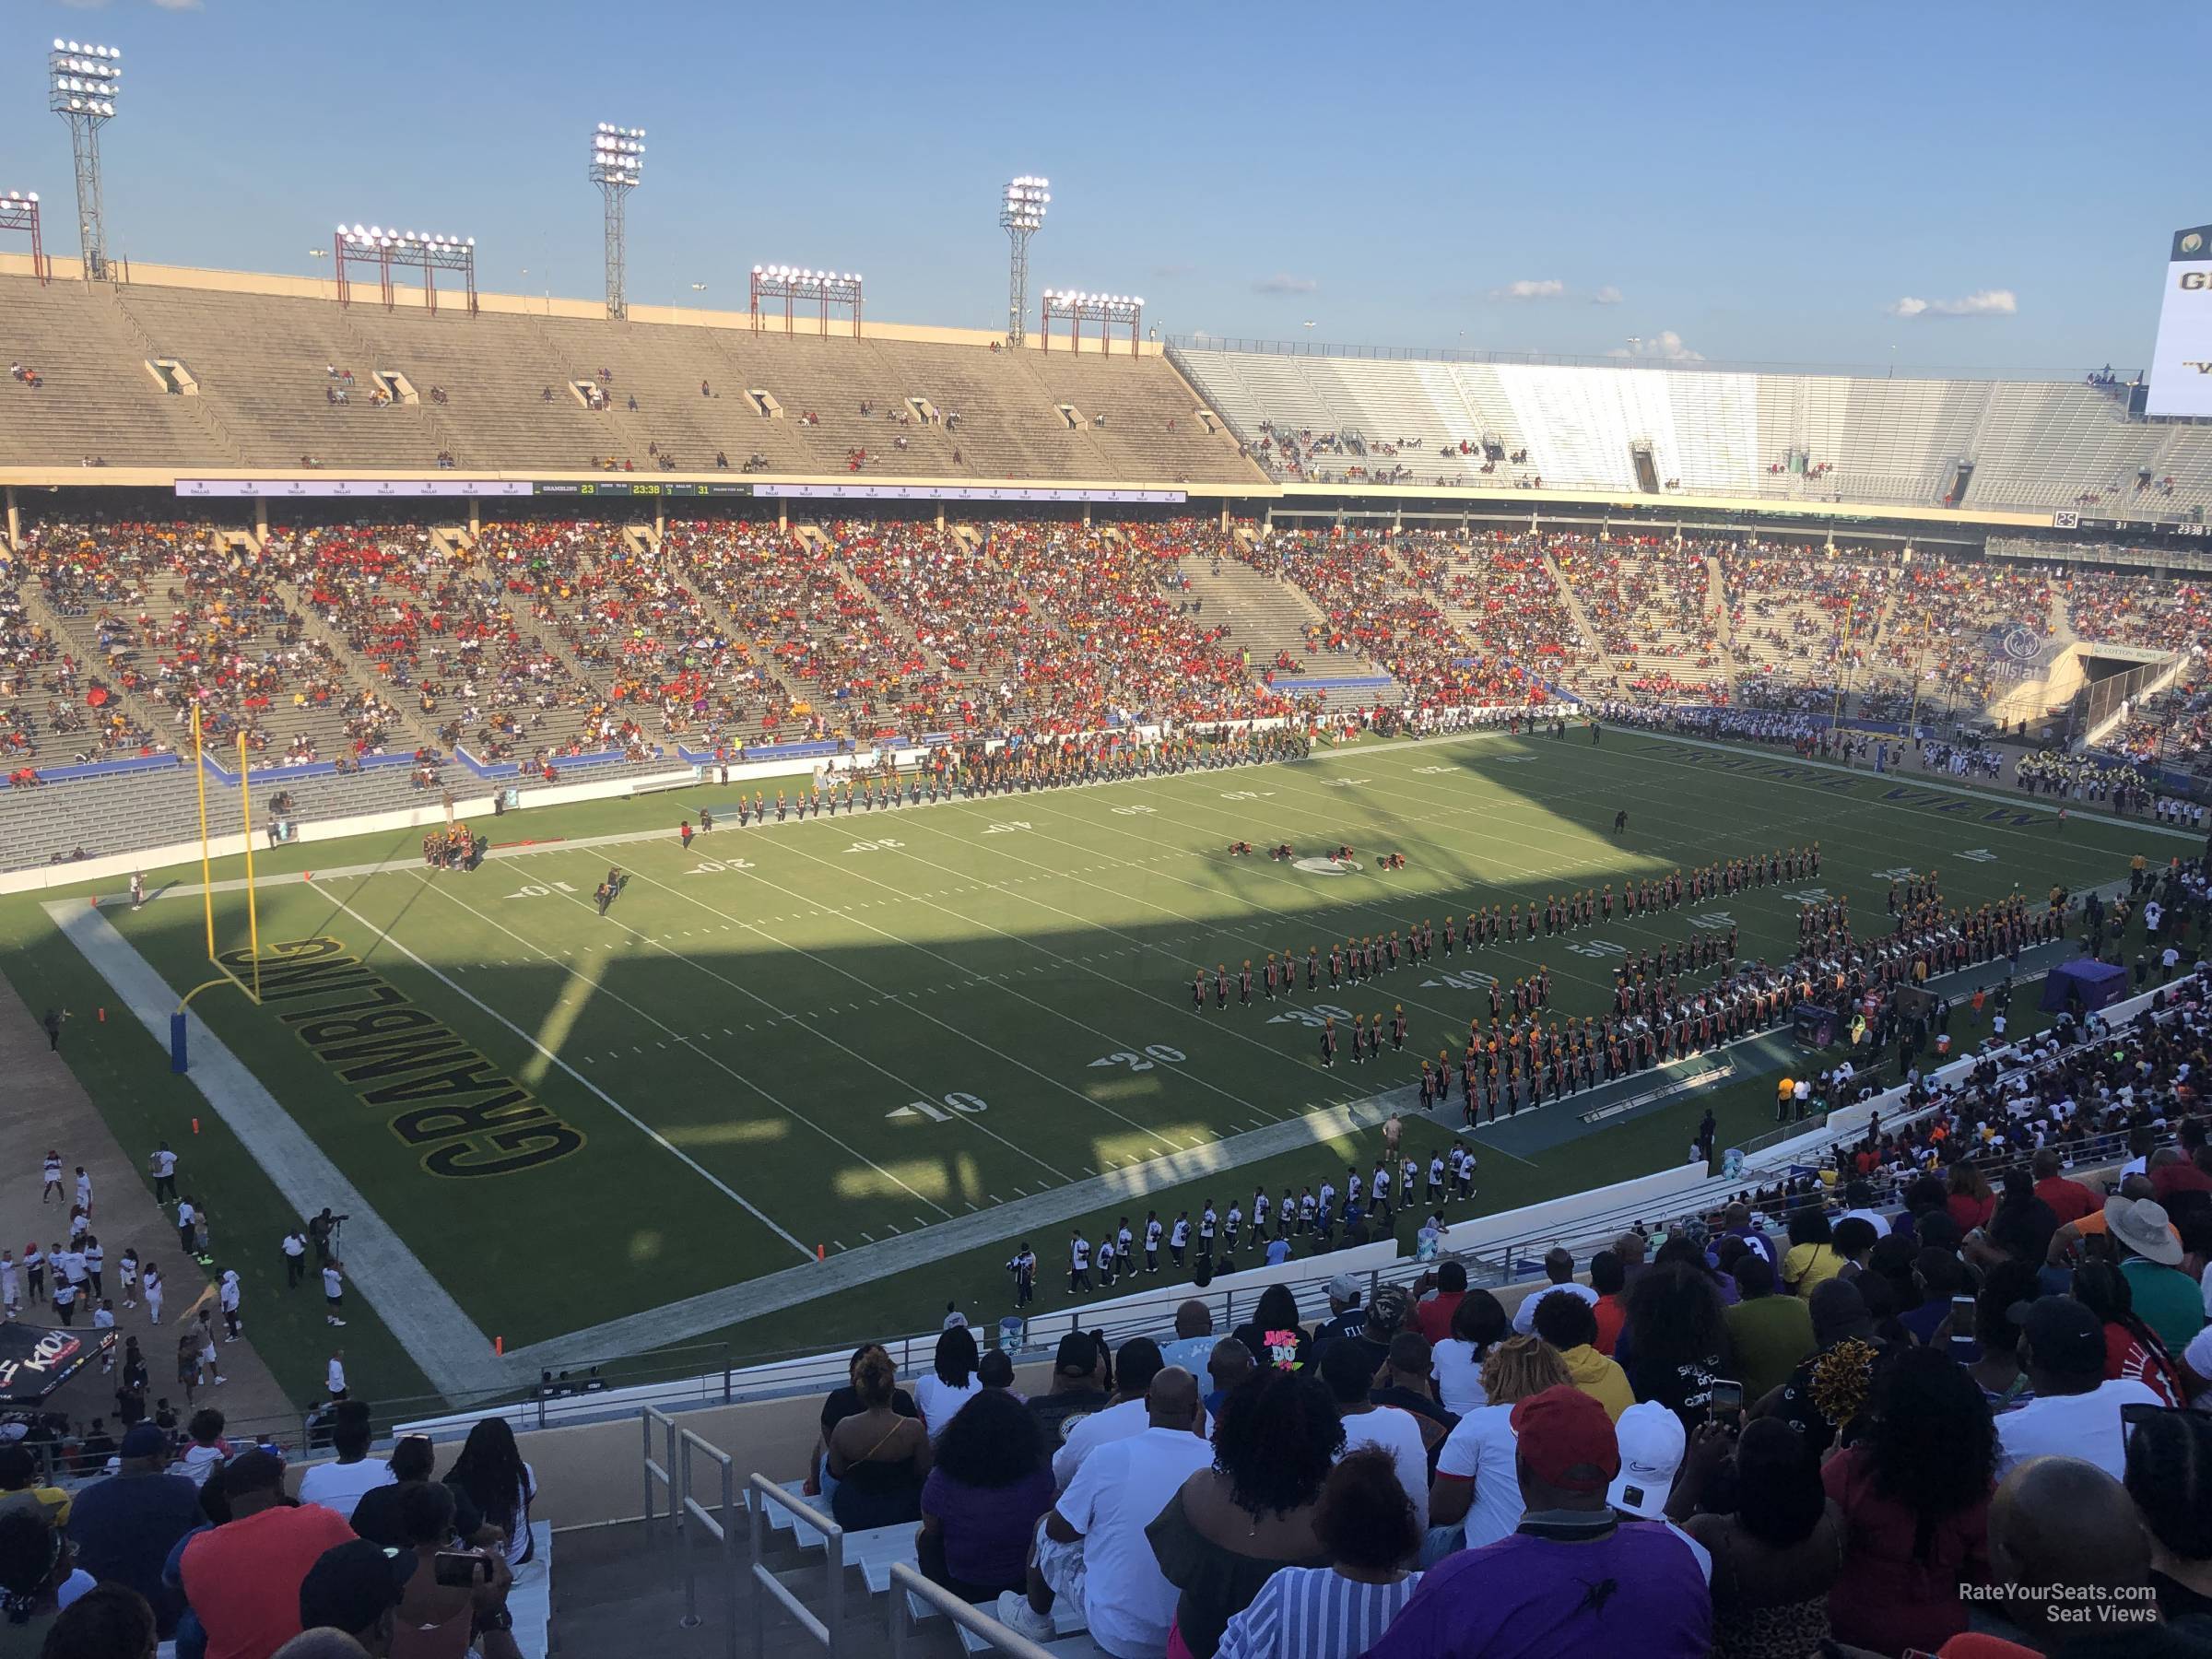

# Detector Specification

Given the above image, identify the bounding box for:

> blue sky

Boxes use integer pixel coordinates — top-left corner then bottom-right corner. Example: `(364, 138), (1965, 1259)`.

(6, 0), (2206, 374)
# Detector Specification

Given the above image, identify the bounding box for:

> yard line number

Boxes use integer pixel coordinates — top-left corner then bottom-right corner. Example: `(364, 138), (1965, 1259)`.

(886, 1091), (990, 1123)
(1089, 1045), (1186, 1073)
(505, 880), (580, 899)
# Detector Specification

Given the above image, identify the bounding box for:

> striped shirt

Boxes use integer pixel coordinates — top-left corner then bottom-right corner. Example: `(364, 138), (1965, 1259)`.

(1213, 1566), (1422, 1659)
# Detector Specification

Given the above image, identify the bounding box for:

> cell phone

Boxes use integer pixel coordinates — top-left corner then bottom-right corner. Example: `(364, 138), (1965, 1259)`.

(433, 1550), (488, 1589)
(1949, 1294), (1977, 1340)
(1709, 1379), (1743, 1430)
(2122, 1402), (2185, 1443)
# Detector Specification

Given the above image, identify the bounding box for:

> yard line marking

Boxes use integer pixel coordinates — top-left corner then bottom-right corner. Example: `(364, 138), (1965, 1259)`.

(705, 829), (1327, 1137)
(46, 902), (509, 1398)
(399, 879), (956, 1236)
(441, 879), (1064, 1192)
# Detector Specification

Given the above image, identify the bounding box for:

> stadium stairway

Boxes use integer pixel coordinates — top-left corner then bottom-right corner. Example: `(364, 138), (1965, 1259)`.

(346, 306), (640, 471)
(530, 314), (723, 471)
(1539, 547), (1606, 654)
(274, 578), (448, 755)
(15, 582), (177, 759)
(113, 285), (453, 472)
(0, 279), (216, 467)
(1174, 550), (1338, 682)
(541, 1499), (1104, 1659)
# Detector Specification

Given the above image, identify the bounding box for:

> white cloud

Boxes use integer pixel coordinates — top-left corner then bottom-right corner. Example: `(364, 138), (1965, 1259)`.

(1251, 274), (1318, 296)
(1591, 285), (1624, 306)
(1151, 262), (1196, 280)
(1606, 330), (1704, 362)
(1490, 278), (1566, 301)
(1888, 288), (2017, 319)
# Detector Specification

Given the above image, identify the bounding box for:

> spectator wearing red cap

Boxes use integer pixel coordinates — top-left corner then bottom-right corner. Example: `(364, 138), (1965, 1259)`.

(1362, 1384), (1710, 1658)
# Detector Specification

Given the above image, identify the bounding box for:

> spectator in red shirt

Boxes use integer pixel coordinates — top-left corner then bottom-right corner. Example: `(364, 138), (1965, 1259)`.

(1590, 1250), (1630, 1356)
(1821, 1347), (1995, 1654)
(1413, 1260), (1469, 1346)
(2147, 1146), (2212, 1207)
(178, 1450), (359, 1659)
(2030, 1148), (2101, 1226)
(1946, 1164), (1996, 1234)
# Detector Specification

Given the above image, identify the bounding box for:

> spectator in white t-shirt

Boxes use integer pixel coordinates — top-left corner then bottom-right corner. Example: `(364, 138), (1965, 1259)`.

(1429, 1289), (1509, 1417)
(995, 1366), (1211, 1650)
(1511, 1250), (1599, 1335)
(1052, 1338), (1175, 1488)
(913, 1326), (982, 1439)
(1430, 1335), (1574, 1555)
(1995, 1298), (2163, 1480)
(1154, 1301), (1218, 1375)
(295, 1402), (394, 1521)
(1839, 1180), (1891, 1238)
(1318, 1338), (1430, 1528)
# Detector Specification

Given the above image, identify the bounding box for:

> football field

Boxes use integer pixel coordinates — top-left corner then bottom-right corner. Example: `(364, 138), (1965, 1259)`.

(15, 725), (2173, 1406)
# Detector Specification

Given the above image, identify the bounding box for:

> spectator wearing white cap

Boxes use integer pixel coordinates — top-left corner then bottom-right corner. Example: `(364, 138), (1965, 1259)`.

(1605, 1402), (1711, 1582)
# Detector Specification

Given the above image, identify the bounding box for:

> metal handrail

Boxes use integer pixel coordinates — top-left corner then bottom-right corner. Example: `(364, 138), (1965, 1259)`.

(641, 1406), (676, 1534)
(747, 1472), (844, 1659)
(680, 1430), (738, 1659)
(641, 1408), (737, 1659)
(888, 1564), (1056, 1659)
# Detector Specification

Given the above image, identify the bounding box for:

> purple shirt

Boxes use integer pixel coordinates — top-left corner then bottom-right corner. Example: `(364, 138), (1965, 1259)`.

(1728, 1228), (1781, 1271)
(920, 1465), (1054, 1590)
(1360, 1519), (1711, 1659)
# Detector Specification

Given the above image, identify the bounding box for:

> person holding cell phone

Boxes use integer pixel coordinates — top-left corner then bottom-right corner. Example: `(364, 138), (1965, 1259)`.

(391, 1479), (521, 1659)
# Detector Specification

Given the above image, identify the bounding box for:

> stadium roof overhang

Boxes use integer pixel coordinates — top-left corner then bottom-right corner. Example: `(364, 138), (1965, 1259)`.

(0, 464), (2084, 529)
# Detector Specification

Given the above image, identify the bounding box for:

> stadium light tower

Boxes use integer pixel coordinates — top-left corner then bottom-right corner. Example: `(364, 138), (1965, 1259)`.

(0, 192), (47, 285)
(1000, 175), (1049, 346)
(333, 226), (479, 315)
(588, 124), (645, 321)
(1041, 290), (1144, 356)
(748, 265), (864, 337)
(47, 40), (121, 280)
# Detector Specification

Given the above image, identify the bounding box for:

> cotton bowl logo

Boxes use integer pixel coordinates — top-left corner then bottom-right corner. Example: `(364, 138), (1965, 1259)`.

(2185, 232), (2206, 255)
(1989, 625), (2044, 665)
(1293, 856), (1360, 876)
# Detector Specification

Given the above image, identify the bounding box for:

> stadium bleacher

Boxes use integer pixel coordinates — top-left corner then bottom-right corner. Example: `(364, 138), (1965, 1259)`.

(1177, 344), (2212, 515)
(2, 270), (1259, 484)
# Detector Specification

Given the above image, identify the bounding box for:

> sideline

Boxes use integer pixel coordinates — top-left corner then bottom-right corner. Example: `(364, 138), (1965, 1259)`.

(1611, 725), (2200, 842)
(44, 900), (508, 1398)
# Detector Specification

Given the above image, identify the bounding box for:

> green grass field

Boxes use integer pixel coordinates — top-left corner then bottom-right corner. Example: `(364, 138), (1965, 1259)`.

(3, 726), (2176, 1408)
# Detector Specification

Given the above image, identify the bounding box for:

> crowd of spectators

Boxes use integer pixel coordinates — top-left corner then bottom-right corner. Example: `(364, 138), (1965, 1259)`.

(18, 520), (404, 769)
(0, 1406), (539, 1658)
(795, 968), (2212, 1659)
(7, 517), (2211, 803)
(1232, 528), (1574, 713)
(2063, 568), (2205, 651)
